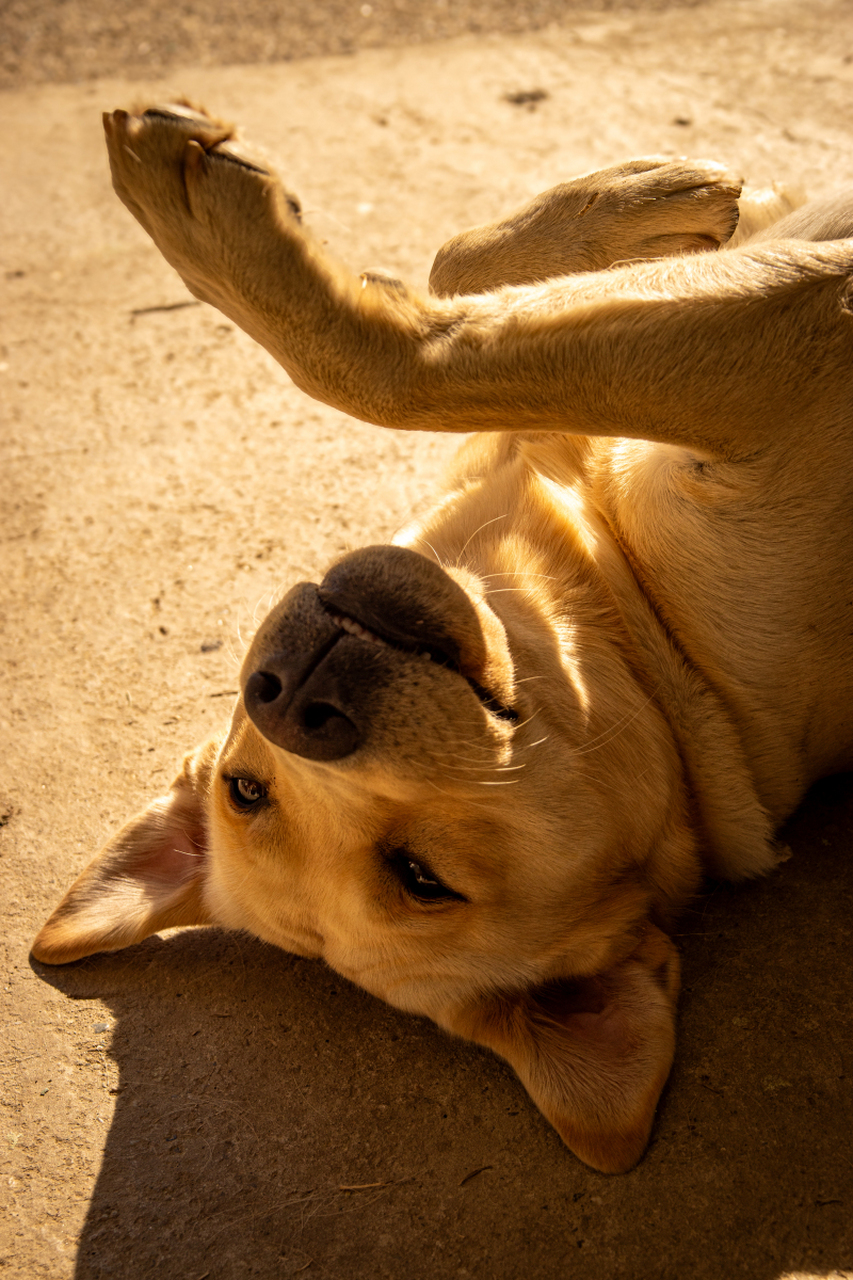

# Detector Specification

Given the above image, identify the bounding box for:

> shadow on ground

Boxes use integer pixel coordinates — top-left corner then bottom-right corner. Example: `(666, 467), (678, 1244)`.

(35, 778), (853, 1280)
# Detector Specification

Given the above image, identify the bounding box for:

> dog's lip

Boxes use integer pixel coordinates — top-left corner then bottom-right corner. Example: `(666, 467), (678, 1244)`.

(320, 600), (454, 665)
(319, 598), (518, 723)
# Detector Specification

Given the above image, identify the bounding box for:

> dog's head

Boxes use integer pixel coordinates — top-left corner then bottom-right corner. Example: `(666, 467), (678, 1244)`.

(33, 538), (700, 1172)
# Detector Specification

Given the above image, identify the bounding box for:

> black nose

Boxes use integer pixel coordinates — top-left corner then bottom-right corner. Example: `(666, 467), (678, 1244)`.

(244, 653), (360, 762)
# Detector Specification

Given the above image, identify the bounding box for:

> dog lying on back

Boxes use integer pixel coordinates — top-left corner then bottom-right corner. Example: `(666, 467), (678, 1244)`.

(33, 104), (853, 1171)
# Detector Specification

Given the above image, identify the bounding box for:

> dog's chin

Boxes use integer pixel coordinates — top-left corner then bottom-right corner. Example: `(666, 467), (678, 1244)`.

(239, 545), (519, 768)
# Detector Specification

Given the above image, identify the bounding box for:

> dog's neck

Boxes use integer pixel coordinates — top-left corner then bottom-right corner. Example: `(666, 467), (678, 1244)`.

(565, 469), (782, 881)
(408, 430), (781, 882)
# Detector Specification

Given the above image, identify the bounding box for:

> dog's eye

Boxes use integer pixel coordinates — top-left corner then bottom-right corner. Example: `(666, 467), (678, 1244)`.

(227, 776), (267, 810)
(391, 851), (466, 904)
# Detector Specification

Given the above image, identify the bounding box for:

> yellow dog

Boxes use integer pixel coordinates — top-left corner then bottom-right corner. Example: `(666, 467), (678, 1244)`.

(34, 105), (853, 1172)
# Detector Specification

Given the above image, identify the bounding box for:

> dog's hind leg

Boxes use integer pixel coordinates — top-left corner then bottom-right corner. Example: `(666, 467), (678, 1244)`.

(726, 183), (804, 247)
(741, 187), (853, 245)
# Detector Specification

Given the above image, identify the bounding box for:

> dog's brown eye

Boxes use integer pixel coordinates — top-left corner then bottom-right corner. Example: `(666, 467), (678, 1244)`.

(391, 851), (466, 904)
(228, 776), (267, 810)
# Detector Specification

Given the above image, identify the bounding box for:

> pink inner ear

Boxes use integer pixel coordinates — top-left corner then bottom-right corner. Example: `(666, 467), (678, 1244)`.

(127, 820), (208, 889)
(32, 763), (216, 965)
(534, 976), (608, 1018)
(527, 974), (641, 1053)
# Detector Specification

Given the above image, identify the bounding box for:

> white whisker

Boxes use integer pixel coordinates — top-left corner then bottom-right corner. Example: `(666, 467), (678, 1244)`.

(478, 571), (559, 582)
(412, 537), (443, 567)
(575, 686), (662, 756)
(454, 514), (508, 565)
(483, 587), (540, 596)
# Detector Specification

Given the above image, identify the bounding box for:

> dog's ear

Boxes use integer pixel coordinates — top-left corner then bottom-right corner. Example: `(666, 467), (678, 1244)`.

(445, 926), (679, 1173)
(31, 740), (219, 965)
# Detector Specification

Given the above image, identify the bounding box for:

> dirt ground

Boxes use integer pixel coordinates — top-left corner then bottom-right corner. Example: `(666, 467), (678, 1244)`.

(2, 0), (853, 1276)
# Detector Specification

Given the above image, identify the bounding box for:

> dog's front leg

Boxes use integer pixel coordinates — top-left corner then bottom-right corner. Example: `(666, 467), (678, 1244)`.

(104, 105), (436, 428)
(429, 156), (743, 296)
(106, 107), (853, 460)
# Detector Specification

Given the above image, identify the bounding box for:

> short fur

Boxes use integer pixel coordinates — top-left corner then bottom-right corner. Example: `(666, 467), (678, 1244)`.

(33, 104), (853, 1172)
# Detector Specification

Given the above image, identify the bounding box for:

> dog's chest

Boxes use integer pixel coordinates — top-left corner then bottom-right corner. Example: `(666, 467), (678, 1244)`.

(591, 436), (853, 798)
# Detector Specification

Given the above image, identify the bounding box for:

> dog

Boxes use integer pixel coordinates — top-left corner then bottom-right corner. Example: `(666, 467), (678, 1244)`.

(32, 104), (853, 1173)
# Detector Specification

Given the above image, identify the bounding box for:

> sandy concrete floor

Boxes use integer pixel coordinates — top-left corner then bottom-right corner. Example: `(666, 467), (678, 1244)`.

(0, 0), (716, 91)
(2, 0), (853, 1276)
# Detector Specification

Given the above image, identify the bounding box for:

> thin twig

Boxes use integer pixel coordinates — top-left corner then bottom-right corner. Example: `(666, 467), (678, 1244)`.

(130, 300), (201, 317)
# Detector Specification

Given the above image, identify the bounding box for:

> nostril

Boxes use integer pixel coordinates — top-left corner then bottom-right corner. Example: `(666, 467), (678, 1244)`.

(302, 702), (342, 731)
(251, 671), (282, 704)
(243, 660), (361, 762)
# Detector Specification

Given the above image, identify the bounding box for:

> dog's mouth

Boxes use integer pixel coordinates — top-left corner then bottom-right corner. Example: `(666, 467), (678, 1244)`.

(320, 601), (518, 723)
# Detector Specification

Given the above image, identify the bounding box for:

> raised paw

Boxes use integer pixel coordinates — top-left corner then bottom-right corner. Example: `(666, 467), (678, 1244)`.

(429, 156), (743, 296)
(600, 156), (743, 255)
(105, 104), (232, 230)
(103, 103), (301, 308)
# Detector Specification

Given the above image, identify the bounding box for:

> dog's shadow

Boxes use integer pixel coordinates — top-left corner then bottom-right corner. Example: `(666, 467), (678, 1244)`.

(36, 776), (853, 1280)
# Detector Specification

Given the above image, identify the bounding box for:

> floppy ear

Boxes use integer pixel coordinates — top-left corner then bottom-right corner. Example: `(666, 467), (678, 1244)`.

(32, 740), (219, 965)
(445, 926), (680, 1173)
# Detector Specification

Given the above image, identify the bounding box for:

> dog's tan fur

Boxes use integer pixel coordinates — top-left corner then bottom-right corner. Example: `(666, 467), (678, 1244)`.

(33, 105), (853, 1172)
